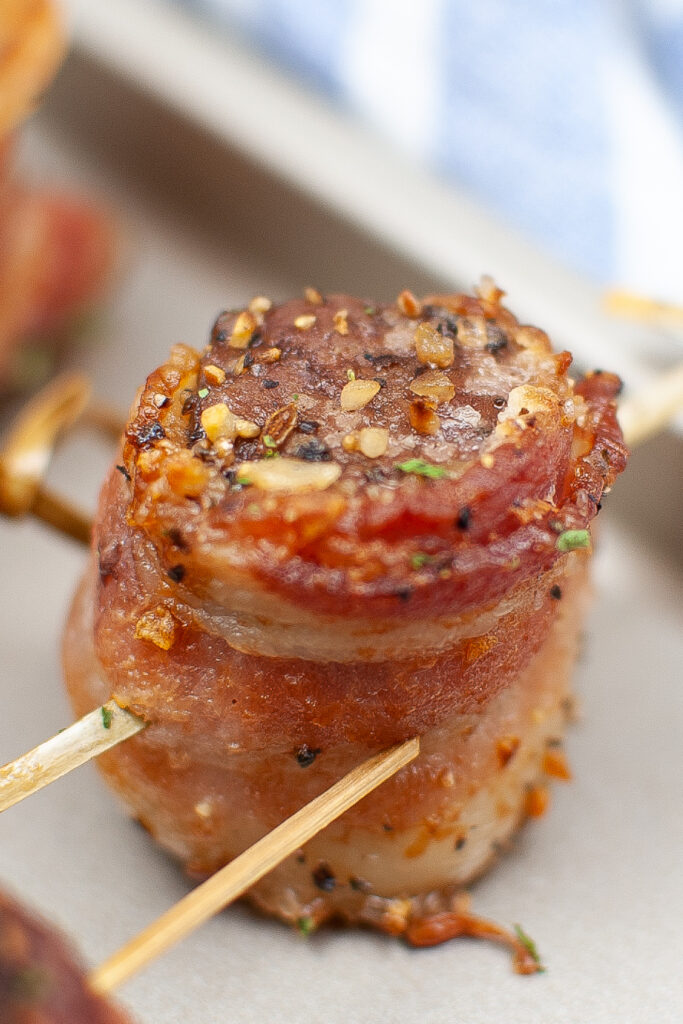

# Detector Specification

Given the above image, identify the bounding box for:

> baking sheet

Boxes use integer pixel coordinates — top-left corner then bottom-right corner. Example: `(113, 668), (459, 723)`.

(63, 0), (683, 400)
(1, 48), (682, 1024)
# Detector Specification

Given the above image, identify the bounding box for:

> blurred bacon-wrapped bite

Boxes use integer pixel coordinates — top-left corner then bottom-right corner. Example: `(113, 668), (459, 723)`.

(0, 887), (132, 1023)
(0, 1), (115, 392)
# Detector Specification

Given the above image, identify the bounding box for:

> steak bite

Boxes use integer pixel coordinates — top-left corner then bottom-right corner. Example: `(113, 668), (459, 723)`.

(63, 283), (627, 940)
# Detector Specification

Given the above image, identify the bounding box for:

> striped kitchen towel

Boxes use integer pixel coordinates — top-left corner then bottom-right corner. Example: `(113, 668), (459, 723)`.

(175, 0), (683, 299)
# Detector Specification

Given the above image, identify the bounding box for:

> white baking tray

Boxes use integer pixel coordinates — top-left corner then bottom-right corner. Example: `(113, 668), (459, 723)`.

(0, 34), (682, 1024)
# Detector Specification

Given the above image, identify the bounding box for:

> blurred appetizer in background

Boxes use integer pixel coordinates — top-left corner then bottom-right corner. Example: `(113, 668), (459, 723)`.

(64, 281), (627, 945)
(0, 886), (133, 1023)
(0, 0), (114, 393)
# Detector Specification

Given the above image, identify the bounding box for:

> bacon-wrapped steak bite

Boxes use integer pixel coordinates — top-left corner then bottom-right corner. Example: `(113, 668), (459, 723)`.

(0, 2), (115, 390)
(0, 888), (132, 1023)
(63, 284), (627, 938)
(0, 141), (115, 385)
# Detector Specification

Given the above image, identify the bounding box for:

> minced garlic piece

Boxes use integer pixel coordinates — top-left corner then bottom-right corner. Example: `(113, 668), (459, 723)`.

(481, 453), (495, 469)
(229, 311), (257, 349)
(414, 322), (454, 368)
(476, 275), (505, 304)
(235, 418), (260, 439)
(201, 403), (259, 442)
(409, 368), (455, 403)
(204, 364), (226, 385)
(397, 289), (422, 318)
(498, 384), (557, 423)
(135, 606), (176, 650)
(249, 295), (272, 315)
(514, 325), (550, 354)
(294, 314), (317, 330)
(381, 898), (412, 935)
(333, 309), (349, 335)
(260, 347), (282, 364)
(304, 286), (323, 304)
(213, 438), (234, 460)
(236, 458), (342, 493)
(359, 426), (388, 458)
(342, 432), (359, 452)
(201, 403), (235, 442)
(164, 455), (211, 499)
(340, 378), (381, 411)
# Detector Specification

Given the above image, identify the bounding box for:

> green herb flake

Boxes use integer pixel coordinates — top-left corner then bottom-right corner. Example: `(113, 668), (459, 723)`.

(556, 529), (590, 552)
(296, 915), (315, 937)
(263, 436), (279, 459)
(411, 552), (434, 570)
(364, 306), (376, 315)
(395, 459), (448, 480)
(346, 368), (356, 381)
(197, 387), (209, 399)
(292, 393), (299, 402)
(101, 706), (113, 730)
(513, 924), (545, 971)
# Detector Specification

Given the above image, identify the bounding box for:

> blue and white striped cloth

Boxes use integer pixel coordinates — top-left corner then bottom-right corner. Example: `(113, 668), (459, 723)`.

(176, 0), (683, 299)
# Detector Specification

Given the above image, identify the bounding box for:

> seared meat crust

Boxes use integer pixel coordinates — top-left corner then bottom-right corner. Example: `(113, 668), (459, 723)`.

(122, 290), (626, 619)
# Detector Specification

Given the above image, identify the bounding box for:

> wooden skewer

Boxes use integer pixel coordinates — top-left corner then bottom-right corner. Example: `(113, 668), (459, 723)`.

(604, 289), (683, 330)
(0, 373), (125, 544)
(0, 701), (144, 813)
(88, 736), (420, 996)
(616, 363), (683, 448)
(0, 372), (94, 542)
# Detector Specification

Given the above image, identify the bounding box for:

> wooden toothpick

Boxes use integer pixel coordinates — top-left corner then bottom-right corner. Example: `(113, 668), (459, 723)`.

(89, 736), (420, 995)
(617, 363), (683, 448)
(0, 372), (94, 542)
(0, 700), (144, 813)
(604, 289), (683, 330)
